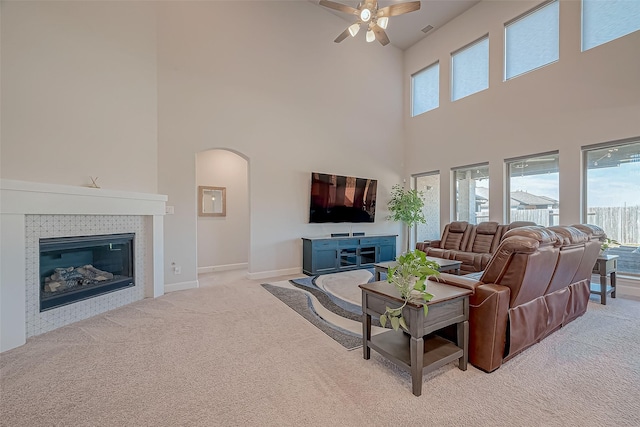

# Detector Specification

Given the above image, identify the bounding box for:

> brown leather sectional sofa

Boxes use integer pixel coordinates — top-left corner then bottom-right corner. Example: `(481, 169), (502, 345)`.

(432, 224), (605, 372)
(416, 221), (536, 274)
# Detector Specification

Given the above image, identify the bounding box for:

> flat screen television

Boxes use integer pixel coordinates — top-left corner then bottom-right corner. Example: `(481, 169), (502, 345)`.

(309, 172), (377, 223)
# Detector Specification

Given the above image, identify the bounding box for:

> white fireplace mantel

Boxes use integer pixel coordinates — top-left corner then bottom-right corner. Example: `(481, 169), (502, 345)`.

(0, 179), (168, 352)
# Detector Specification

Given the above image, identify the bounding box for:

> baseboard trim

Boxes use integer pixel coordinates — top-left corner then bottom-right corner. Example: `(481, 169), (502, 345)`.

(247, 267), (302, 281)
(164, 280), (199, 293)
(198, 263), (248, 274)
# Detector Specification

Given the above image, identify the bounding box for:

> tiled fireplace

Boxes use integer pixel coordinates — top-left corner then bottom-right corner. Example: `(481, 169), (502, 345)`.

(26, 216), (145, 337)
(1, 180), (167, 352)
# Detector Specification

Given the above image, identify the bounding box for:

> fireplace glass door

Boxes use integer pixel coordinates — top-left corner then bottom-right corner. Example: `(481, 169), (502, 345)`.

(39, 233), (135, 311)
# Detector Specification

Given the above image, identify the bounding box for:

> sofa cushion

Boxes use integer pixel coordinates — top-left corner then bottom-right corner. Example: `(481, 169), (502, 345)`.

(477, 221), (499, 234)
(449, 221), (469, 233)
(471, 233), (498, 254)
(548, 226), (589, 246)
(507, 221), (537, 230)
(442, 222), (471, 250)
(570, 223), (606, 241)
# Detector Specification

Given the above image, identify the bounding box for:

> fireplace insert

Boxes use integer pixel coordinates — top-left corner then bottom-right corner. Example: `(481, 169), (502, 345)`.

(39, 233), (135, 311)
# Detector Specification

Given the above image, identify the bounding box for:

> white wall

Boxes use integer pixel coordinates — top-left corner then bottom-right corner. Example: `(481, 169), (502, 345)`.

(404, 0), (640, 229)
(1, 1), (158, 192)
(196, 149), (249, 271)
(157, 1), (405, 284)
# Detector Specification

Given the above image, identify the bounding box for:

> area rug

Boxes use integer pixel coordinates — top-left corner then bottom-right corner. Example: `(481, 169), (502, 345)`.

(261, 269), (386, 350)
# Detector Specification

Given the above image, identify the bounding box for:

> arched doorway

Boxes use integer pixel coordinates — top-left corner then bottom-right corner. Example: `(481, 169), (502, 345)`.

(195, 149), (249, 274)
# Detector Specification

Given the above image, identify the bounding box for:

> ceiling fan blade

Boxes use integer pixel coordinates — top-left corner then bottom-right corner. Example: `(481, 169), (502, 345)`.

(378, 1), (421, 17)
(371, 24), (390, 46)
(319, 0), (359, 15)
(334, 27), (351, 43)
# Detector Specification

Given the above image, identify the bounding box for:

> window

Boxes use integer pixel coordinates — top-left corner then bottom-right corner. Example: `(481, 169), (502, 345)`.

(505, 0), (559, 80)
(454, 164), (489, 225)
(506, 152), (559, 226)
(584, 140), (640, 276)
(451, 36), (489, 101)
(582, 0), (640, 51)
(414, 172), (440, 243)
(411, 62), (439, 116)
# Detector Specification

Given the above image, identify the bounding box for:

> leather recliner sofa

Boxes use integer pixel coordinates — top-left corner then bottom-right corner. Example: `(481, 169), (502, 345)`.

(432, 224), (605, 372)
(416, 221), (536, 274)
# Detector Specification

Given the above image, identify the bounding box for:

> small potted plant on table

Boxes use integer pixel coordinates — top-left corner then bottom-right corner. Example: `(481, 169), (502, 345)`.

(380, 249), (440, 331)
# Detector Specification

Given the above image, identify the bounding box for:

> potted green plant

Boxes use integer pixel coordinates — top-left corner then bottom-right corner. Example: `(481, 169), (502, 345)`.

(601, 237), (620, 253)
(380, 249), (440, 331)
(387, 184), (426, 252)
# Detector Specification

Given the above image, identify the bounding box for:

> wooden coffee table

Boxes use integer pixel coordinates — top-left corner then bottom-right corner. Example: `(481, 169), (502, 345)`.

(359, 281), (471, 396)
(373, 257), (462, 281)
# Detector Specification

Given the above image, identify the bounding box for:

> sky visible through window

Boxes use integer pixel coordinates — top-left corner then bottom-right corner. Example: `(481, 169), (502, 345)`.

(507, 163), (639, 207)
(587, 162), (640, 207)
(510, 174), (559, 201)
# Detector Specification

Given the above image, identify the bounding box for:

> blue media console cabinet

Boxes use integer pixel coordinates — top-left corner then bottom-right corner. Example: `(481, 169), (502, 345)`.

(301, 234), (397, 276)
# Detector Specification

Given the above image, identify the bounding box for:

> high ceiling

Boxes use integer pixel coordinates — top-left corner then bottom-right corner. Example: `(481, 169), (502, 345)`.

(313, 0), (480, 50)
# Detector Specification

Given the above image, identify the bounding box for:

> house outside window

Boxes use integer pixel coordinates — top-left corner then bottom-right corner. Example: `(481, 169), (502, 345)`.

(506, 152), (560, 226)
(451, 35), (489, 101)
(582, 0), (640, 51)
(505, 0), (559, 80)
(584, 140), (640, 276)
(414, 172), (440, 243)
(453, 164), (489, 225)
(411, 62), (439, 116)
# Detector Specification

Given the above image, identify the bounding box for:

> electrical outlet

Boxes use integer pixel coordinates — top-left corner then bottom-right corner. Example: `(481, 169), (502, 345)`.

(173, 266), (181, 274)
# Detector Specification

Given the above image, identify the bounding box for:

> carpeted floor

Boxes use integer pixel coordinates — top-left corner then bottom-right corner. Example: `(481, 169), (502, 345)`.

(260, 269), (383, 350)
(1, 270), (640, 426)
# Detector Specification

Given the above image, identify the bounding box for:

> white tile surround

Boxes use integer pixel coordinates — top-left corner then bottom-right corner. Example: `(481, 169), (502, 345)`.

(1, 179), (167, 352)
(25, 215), (147, 338)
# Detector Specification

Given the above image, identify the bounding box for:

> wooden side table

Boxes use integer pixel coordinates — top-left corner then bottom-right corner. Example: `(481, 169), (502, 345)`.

(591, 254), (618, 305)
(359, 281), (471, 397)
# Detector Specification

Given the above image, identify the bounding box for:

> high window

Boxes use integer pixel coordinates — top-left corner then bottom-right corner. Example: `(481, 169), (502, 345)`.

(582, 0), (640, 51)
(583, 140), (640, 276)
(451, 36), (489, 101)
(505, 0), (559, 80)
(414, 172), (440, 243)
(506, 152), (560, 226)
(453, 164), (489, 225)
(411, 62), (439, 116)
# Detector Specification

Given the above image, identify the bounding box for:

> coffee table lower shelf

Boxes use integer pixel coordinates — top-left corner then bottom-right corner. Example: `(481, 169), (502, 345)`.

(369, 331), (463, 373)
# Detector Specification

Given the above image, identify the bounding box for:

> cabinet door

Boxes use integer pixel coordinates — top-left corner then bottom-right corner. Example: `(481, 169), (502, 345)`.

(359, 246), (377, 266)
(378, 238), (396, 262)
(314, 248), (338, 273)
(338, 247), (358, 269)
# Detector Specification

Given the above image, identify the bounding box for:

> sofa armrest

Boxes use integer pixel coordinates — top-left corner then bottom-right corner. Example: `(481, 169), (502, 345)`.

(431, 276), (510, 372)
(416, 239), (441, 251)
(435, 273), (482, 292)
(467, 283), (511, 372)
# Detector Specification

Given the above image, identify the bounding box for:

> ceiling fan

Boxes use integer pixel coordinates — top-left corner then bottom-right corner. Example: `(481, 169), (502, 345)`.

(319, 0), (421, 46)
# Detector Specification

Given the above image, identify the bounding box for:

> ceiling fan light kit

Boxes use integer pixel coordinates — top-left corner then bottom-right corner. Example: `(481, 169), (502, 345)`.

(319, 0), (421, 46)
(366, 28), (376, 42)
(348, 22), (361, 37)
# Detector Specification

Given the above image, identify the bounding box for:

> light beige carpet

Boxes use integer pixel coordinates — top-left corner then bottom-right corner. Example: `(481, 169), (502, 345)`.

(1, 271), (640, 426)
